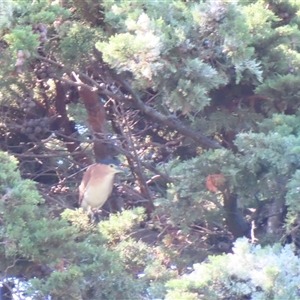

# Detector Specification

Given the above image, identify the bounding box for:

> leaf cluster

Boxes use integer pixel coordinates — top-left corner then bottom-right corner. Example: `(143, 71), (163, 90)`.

(166, 238), (300, 300)
(0, 152), (149, 299)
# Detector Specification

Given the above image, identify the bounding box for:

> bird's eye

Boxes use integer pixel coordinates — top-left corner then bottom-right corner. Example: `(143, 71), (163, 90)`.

(109, 164), (114, 168)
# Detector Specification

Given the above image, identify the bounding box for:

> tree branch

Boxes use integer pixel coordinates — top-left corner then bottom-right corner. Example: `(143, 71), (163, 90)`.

(43, 55), (222, 149)
(112, 74), (222, 150)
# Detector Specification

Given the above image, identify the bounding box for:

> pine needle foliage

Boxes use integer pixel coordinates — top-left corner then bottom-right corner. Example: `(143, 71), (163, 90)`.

(2, 0), (300, 298)
(166, 238), (300, 300)
(0, 152), (148, 299)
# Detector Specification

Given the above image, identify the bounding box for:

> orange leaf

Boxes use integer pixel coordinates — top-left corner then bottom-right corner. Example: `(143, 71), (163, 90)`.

(206, 174), (225, 192)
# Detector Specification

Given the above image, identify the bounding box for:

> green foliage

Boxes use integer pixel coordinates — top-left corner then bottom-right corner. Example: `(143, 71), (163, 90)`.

(158, 115), (300, 238)
(59, 23), (102, 64)
(98, 0), (263, 112)
(97, 28), (162, 80)
(256, 74), (300, 115)
(4, 25), (39, 56)
(0, 0), (14, 30)
(8, 0), (69, 23)
(258, 113), (300, 135)
(241, 1), (279, 43)
(27, 3), (70, 24)
(285, 170), (300, 228)
(95, 207), (180, 299)
(158, 150), (237, 228)
(3, 0), (300, 297)
(0, 152), (74, 265)
(165, 238), (300, 300)
(98, 207), (146, 242)
(0, 152), (149, 299)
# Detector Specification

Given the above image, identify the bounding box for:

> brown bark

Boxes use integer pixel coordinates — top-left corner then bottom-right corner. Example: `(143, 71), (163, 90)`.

(223, 190), (249, 238)
(77, 85), (113, 161)
(54, 81), (90, 164)
(111, 74), (222, 150)
(266, 197), (285, 235)
(111, 103), (155, 215)
(42, 55), (222, 150)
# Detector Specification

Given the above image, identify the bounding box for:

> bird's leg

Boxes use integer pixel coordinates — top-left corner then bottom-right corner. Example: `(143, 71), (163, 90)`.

(87, 207), (103, 223)
(87, 206), (96, 223)
(93, 208), (103, 222)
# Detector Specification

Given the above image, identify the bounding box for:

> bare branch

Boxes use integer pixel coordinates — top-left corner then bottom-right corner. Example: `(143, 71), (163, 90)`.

(112, 74), (222, 150)
(40, 55), (222, 150)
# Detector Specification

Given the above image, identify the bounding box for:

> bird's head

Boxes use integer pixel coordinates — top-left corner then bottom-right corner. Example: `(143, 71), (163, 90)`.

(98, 159), (124, 175)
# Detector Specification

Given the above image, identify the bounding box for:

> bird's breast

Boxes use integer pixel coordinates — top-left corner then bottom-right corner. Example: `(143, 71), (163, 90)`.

(83, 176), (114, 208)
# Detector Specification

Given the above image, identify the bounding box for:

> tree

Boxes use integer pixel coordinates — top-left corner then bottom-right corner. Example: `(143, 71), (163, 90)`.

(1, 0), (300, 298)
(166, 238), (300, 300)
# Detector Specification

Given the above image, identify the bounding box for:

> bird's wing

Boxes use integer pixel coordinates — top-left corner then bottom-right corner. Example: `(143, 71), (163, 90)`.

(78, 164), (95, 205)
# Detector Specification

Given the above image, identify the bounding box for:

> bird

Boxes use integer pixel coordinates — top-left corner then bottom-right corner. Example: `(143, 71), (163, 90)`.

(78, 159), (124, 213)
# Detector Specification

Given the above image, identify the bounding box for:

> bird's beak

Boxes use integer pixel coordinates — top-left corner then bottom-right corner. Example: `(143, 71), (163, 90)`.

(115, 166), (125, 174)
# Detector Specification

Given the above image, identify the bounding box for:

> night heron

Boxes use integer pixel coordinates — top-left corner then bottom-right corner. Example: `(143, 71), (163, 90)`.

(78, 159), (124, 212)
